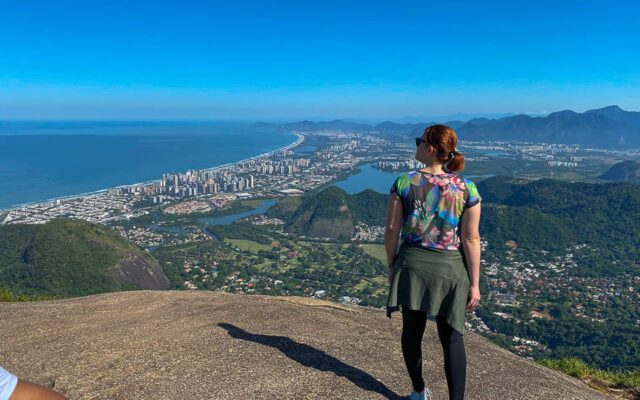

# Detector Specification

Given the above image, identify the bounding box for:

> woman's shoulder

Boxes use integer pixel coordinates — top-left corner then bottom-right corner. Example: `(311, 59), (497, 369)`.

(453, 174), (482, 202)
(393, 170), (423, 185)
(391, 171), (423, 197)
(449, 173), (477, 186)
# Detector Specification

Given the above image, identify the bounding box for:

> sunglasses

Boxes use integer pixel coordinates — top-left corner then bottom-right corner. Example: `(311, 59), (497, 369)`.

(415, 137), (427, 147)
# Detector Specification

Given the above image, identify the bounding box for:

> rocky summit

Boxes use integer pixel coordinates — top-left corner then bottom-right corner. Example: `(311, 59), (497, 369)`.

(0, 291), (612, 399)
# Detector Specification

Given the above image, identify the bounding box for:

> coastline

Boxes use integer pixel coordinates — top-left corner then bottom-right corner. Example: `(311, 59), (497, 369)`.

(2, 132), (304, 212)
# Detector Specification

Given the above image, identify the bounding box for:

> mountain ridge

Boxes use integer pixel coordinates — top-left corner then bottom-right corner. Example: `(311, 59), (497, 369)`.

(253, 105), (640, 148)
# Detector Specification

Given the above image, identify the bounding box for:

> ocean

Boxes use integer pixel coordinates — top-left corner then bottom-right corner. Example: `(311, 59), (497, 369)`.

(0, 121), (296, 210)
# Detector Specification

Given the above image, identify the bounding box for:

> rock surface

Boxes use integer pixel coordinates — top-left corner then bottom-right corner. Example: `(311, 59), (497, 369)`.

(0, 291), (612, 400)
(112, 251), (171, 290)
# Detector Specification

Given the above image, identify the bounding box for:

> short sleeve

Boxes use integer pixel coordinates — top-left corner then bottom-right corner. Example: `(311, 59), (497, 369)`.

(464, 178), (482, 208)
(0, 366), (18, 400)
(390, 174), (411, 199)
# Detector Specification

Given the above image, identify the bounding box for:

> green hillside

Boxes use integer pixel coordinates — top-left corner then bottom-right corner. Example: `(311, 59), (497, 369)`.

(599, 160), (640, 184)
(0, 218), (170, 298)
(477, 177), (640, 273)
(267, 186), (388, 239)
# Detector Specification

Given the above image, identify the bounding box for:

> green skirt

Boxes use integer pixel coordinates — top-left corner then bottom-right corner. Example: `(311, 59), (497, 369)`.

(386, 241), (470, 335)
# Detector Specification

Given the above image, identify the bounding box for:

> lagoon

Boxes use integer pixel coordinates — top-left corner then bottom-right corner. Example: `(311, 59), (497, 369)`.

(198, 200), (277, 225)
(333, 164), (400, 194)
(332, 164), (495, 195)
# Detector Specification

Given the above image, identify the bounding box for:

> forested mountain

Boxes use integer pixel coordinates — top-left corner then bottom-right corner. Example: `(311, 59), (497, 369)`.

(267, 186), (387, 239)
(0, 218), (170, 297)
(455, 108), (640, 147)
(585, 105), (640, 128)
(599, 160), (640, 184)
(477, 177), (640, 272)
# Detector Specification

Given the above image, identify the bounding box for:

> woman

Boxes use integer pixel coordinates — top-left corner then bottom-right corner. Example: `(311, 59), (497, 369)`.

(385, 124), (481, 400)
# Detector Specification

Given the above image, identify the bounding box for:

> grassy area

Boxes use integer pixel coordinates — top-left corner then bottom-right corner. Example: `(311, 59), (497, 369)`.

(372, 287), (388, 296)
(224, 238), (272, 252)
(539, 358), (640, 396)
(238, 198), (276, 208)
(166, 244), (198, 253)
(359, 244), (387, 264)
(353, 278), (372, 291)
(0, 288), (61, 302)
(372, 276), (387, 285)
(252, 261), (274, 272)
(550, 171), (599, 181)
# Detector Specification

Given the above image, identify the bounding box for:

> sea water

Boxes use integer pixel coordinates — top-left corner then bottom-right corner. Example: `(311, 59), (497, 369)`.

(0, 122), (295, 209)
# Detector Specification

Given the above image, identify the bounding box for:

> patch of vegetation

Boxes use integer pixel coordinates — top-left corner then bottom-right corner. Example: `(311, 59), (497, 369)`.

(599, 160), (640, 184)
(539, 358), (640, 397)
(267, 196), (303, 220)
(269, 186), (387, 239)
(206, 223), (273, 245)
(359, 244), (386, 264)
(477, 176), (640, 273)
(152, 237), (389, 307)
(224, 238), (273, 252)
(0, 218), (158, 297)
(0, 288), (61, 302)
(131, 199), (151, 209)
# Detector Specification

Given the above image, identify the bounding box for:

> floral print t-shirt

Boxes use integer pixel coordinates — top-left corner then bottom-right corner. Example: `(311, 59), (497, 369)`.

(390, 171), (482, 250)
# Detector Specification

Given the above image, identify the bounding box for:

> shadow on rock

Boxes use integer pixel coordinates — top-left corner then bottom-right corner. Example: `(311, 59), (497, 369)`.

(218, 323), (403, 400)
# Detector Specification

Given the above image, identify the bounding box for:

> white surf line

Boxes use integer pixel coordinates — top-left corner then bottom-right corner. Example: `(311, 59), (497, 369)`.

(2, 132), (305, 212)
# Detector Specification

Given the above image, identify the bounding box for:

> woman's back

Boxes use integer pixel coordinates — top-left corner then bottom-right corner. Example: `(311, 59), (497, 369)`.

(390, 171), (481, 250)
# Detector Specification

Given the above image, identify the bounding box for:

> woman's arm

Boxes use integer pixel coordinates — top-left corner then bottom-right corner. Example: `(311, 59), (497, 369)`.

(385, 194), (404, 283)
(460, 204), (481, 311)
(10, 379), (68, 400)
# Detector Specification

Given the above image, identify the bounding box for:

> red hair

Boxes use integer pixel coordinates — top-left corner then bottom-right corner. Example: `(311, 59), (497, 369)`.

(422, 124), (465, 172)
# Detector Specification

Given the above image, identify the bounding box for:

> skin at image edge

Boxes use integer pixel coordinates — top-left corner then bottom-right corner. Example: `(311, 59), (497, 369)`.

(10, 380), (68, 400)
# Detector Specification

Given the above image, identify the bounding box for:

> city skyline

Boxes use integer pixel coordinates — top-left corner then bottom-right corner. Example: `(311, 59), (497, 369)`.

(1, 1), (639, 120)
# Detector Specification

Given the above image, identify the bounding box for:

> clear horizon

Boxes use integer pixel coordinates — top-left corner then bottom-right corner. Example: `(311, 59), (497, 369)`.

(1, 1), (639, 120)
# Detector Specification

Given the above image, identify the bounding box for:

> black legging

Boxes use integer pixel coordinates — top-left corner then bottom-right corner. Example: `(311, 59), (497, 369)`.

(401, 305), (466, 399)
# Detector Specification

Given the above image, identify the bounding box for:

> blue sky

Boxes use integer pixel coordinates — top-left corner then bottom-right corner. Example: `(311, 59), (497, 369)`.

(1, 0), (639, 120)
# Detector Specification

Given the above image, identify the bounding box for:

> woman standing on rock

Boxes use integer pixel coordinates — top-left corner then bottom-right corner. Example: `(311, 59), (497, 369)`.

(385, 124), (482, 400)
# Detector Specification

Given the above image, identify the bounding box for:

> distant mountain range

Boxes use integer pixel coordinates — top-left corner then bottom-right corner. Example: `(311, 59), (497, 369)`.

(254, 105), (640, 148)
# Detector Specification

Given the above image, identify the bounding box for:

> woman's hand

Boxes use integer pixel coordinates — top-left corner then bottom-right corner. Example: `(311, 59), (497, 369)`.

(385, 194), (403, 283)
(388, 266), (394, 285)
(466, 285), (480, 311)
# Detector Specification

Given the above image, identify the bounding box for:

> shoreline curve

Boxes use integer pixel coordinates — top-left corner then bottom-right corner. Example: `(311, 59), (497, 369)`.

(2, 132), (304, 212)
